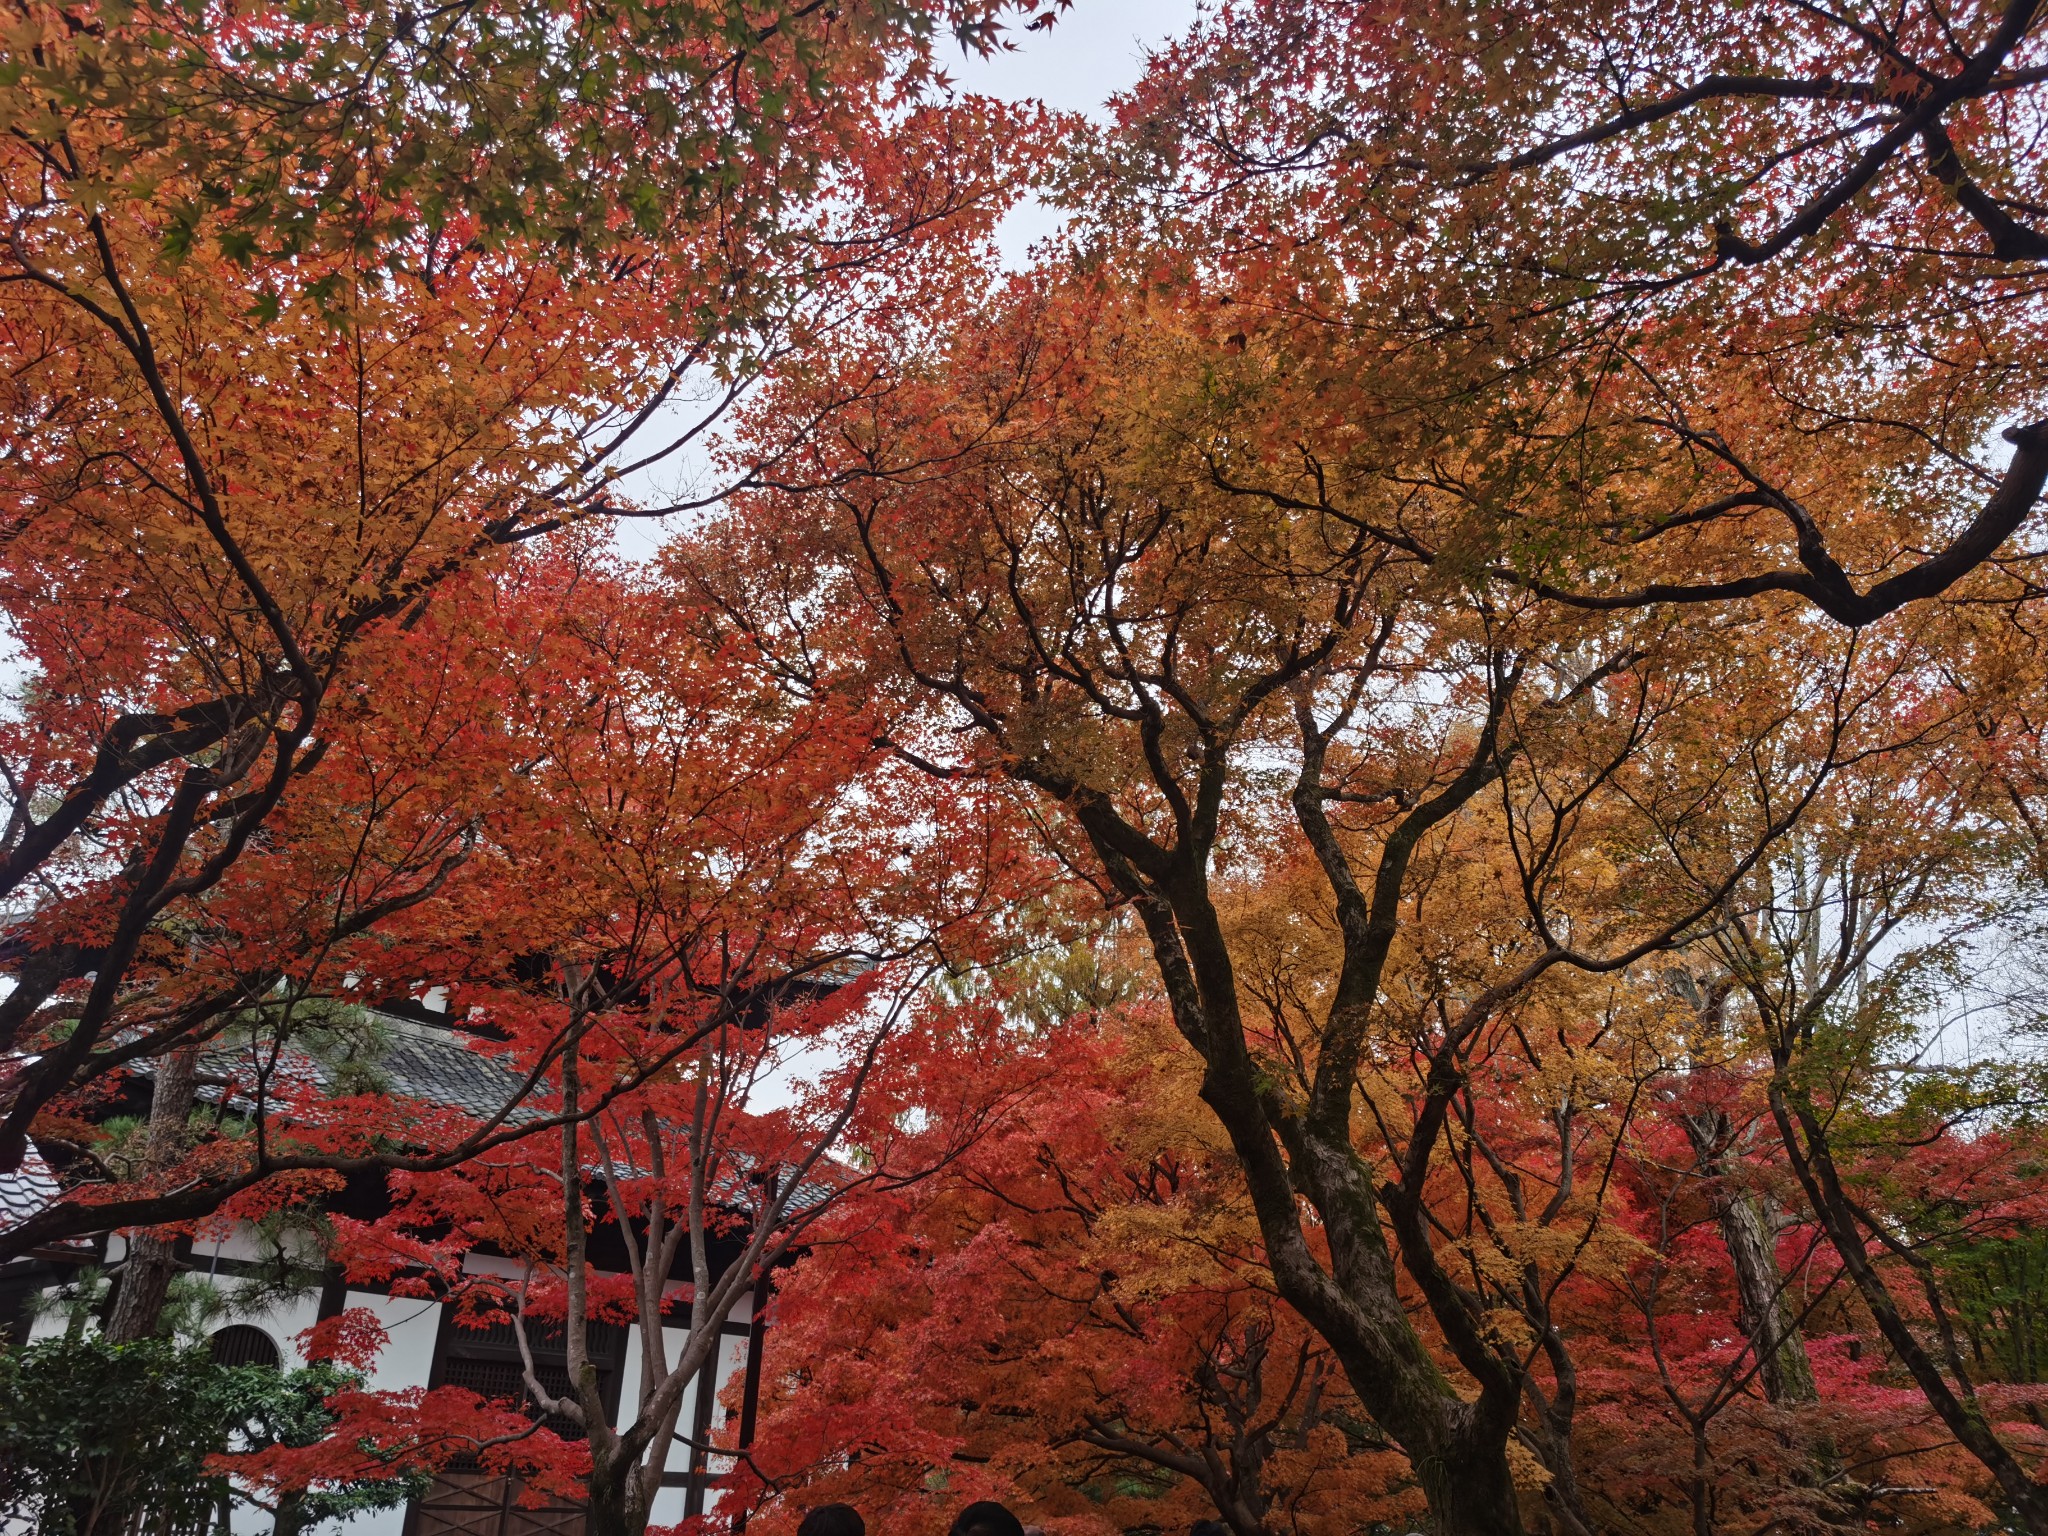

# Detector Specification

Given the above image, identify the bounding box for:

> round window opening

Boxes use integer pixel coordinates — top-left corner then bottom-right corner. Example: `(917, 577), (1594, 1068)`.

(208, 1323), (281, 1369)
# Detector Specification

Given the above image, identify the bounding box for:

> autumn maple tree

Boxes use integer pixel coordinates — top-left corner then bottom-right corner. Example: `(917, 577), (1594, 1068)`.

(0, 0), (1052, 1249)
(92, 536), (1041, 1535)
(709, 552), (2048, 1535)
(1107, 0), (2048, 627)
(741, 901), (2048, 1536)
(688, 0), (2048, 1525)
(739, 993), (1428, 1536)
(697, 253), (1993, 1531)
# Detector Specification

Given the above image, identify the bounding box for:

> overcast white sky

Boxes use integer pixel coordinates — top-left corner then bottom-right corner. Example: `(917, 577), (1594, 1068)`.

(967, 0), (1198, 111)
(958, 0), (1201, 263)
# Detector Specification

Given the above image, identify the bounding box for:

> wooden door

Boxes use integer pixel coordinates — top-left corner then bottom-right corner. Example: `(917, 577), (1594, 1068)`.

(404, 1315), (624, 1536)
(410, 1468), (585, 1536)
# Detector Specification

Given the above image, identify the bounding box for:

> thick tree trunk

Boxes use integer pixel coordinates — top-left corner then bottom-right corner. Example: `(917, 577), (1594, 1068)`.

(1047, 692), (1537, 1536)
(1681, 1110), (1816, 1404)
(584, 1455), (652, 1536)
(1211, 1093), (1528, 1536)
(1713, 1183), (1816, 1404)
(104, 1045), (198, 1343)
(1111, 857), (1529, 1536)
(105, 1225), (182, 1343)
(1414, 1413), (1528, 1536)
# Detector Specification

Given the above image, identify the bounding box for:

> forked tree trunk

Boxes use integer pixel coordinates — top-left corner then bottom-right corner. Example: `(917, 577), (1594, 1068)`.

(1193, 1056), (1530, 1536)
(1681, 1110), (1816, 1404)
(583, 1455), (650, 1536)
(1098, 799), (1534, 1534)
(1713, 1183), (1816, 1404)
(104, 1046), (198, 1343)
(585, 1505), (642, 1536)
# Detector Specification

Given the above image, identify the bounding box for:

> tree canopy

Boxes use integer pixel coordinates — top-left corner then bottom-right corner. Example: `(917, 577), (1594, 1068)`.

(6, 2), (2048, 1536)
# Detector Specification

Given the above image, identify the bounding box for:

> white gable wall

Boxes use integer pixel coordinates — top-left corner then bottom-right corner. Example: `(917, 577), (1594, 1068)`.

(15, 1223), (763, 1534)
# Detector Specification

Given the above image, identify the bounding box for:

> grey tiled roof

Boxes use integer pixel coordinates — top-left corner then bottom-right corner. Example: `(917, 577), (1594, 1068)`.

(96, 1011), (838, 1219)
(0, 1144), (61, 1234)
(372, 1017), (535, 1123)
(340, 1014), (841, 1213)
(173, 1011), (534, 1126)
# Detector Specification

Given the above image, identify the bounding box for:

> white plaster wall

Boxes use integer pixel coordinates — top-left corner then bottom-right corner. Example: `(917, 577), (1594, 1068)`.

(190, 1221), (326, 1272)
(612, 1319), (755, 1509)
(27, 1249), (325, 1354)
(343, 1289), (445, 1393)
(25, 1235), (122, 1342)
(317, 1290), (446, 1536)
(705, 1330), (751, 1475)
(651, 1485), (689, 1527)
(219, 1285), (331, 1534)
(24, 1291), (70, 1344)
(614, 1323), (644, 1428)
(220, 1286), (322, 1365)
(615, 1322), (698, 1477)
(25, 1228), (325, 1352)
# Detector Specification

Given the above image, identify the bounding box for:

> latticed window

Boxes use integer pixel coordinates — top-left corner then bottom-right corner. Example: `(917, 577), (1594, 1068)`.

(438, 1352), (587, 1443)
(437, 1315), (627, 1449)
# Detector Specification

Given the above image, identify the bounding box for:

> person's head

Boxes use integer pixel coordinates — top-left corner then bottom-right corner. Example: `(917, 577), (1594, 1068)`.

(1191, 1522), (1230, 1536)
(948, 1501), (1026, 1536)
(798, 1505), (866, 1536)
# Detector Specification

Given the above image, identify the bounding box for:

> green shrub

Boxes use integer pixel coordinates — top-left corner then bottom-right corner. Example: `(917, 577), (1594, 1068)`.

(0, 1333), (416, 1535)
